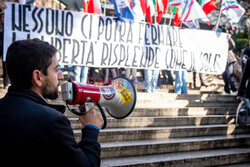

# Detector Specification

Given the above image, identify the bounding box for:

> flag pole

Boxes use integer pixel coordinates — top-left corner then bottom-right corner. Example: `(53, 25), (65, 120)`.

(216, 9), (222, 28)
(168, 9), (172, 26)
(104, 0), (107, 15)
(215, 0), (224, 29)
(164, 8), (167, 25)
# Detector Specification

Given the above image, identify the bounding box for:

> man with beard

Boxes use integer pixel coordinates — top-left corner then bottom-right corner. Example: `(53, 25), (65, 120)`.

(0, 39), (104, 167)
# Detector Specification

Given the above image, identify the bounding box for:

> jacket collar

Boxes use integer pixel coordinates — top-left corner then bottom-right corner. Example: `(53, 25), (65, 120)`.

(7, 86), (66, 114)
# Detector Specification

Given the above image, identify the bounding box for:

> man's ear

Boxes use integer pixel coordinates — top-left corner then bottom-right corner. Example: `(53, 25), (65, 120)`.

(32, 70), (44, 87)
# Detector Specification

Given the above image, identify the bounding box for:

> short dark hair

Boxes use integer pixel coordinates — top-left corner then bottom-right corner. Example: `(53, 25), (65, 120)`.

(6, 38), (57, 89)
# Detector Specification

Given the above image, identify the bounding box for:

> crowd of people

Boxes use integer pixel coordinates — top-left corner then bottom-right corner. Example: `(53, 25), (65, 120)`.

(0, 6), (249, 96)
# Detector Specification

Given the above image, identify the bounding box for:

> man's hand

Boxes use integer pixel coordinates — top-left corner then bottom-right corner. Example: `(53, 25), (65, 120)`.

(78, 106), (104, 129)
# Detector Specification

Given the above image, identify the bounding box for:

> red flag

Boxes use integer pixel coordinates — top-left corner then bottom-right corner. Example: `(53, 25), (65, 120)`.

(128, 0), (133, 8)
(162, 0), (168, 13)
(200, 0), (217, 15)
(88, 0), (95, 13)
(140, 0), (147, 14)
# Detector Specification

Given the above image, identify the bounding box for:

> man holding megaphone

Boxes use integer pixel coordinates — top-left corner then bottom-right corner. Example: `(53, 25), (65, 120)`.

(0, 39), (104, 167)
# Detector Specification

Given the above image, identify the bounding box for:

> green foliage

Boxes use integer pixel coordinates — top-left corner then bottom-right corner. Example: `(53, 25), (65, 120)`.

(232, 32), (249, 54)
(236, 32), (250, 39)
(233, 38), (249, 54)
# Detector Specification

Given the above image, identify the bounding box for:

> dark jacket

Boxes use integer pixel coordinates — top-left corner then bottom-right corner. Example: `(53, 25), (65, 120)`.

(238, 59), (250, 99)
(0, 86), (101, 167)
(240, 46), (250, 69)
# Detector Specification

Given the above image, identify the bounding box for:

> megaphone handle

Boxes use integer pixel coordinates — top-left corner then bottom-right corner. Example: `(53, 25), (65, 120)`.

(66, 102), (107, 129)
(95, 102), (107, 129)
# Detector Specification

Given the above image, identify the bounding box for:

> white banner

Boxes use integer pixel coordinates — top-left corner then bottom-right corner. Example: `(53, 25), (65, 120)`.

(4, 2), (229, 74)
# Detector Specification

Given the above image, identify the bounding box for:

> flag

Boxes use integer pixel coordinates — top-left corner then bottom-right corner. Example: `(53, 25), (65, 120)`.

(156, 0), (164, 23)
(168, 0), (181, 26)
(173, 7), (181, 26)
(140, 0), (147, 14)
(199, 0), (217, 15)
(168, 0), (182, 7)
(92, 0), (102, 14)
(84, 0), (90, 12)
(146, 0), (156, 23)
(183, 20), (200, 29)
(169, 0), (210, 26)
(84, 0), (102, 14)
(200, 16), (210, 25)
(108, 0), (134, 21)
(180, 0), (210, 24)
(157, 0), (169, 23)
(128, 0), (133, 8)
(220, 0), (245, 24)
(132, 0), (144, 21)
(162, 0), (169, 13)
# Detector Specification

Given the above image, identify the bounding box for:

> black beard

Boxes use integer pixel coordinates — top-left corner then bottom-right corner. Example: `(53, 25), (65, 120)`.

(43, 90), (58, 100)
(42, 79), (59, 100)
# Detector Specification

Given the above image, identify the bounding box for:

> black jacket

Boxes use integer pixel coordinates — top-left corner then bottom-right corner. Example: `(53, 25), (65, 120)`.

(0, 86), (101, 167)
(238, 59), (250, 99)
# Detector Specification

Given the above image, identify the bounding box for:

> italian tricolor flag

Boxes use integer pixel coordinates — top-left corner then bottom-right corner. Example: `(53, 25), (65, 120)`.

(156, 0), (168, 23)
(84, 0), (102, 14)
(181, 0), (210, 25)
(199, 0), (217, 15)
(172, 7), (181, 26)
(146, 0), (156, 23)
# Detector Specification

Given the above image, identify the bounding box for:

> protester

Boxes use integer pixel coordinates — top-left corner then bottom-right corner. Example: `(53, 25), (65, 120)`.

(222, 32), (238, 95)
(74, 65), (89, 84)
(0, 7), (8, 89)
(193, 72), (207, 88)
(237, 58), (250, 100)
(104, 67), (118, 85)
(243, 25), (249, 38)
(126, 68), (138, 84)
(174, 70), (187, 94)
(0, 39), (104, 167)
(59, 65), (75, 80)
(163, 70), (173, 85)
(144, 69), (159, 93)
(158, 70), (173, 88)
(240, 45), (250, 71)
